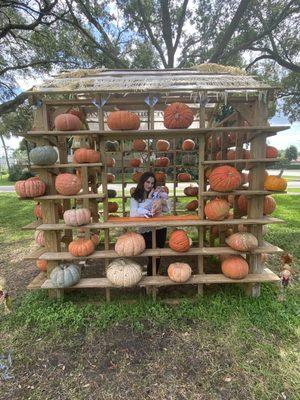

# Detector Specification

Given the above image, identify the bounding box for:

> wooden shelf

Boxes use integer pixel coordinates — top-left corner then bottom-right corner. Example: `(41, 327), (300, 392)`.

(29, 268), (279, 290)
(22, 221), (41, 230)
(24, 248), (45, 260)
(30, 163), (102, 169)
(36, 216), (283, 231)
(34, 192), (105, 201)
(202, 158), (278, 164)
(201, 190), (286, 197)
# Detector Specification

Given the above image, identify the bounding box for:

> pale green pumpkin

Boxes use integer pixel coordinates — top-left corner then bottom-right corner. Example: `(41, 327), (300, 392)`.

(50, 264), (81, 288)
(30, 146), (58, 165)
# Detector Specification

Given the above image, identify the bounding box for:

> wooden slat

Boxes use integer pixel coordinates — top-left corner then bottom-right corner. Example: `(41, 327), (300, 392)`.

(35, 193), (105, 200)
(31, 163), (102, 169)
(201, 190), (286, 197)
(202, 158), (278, 164)
(24, 248), (46, 260)
(27, 272), (47, 289)
(22, 221), (40, 230)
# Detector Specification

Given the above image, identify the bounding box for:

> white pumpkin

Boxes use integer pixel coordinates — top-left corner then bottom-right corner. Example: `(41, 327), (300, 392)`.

(106, 258), (142, 287)
(63, 208), (91, 226)
(50, 264), (81, 288)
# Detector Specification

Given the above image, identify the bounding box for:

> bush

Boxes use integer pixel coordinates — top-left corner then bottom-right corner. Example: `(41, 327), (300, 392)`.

(8, 165), (34, 181)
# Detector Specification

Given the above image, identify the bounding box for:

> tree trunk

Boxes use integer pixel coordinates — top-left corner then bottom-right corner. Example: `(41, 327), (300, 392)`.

(0, 134), (11, 171)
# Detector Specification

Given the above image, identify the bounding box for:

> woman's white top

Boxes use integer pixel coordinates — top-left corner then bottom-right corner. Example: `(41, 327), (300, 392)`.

(130, 197), (170, 234)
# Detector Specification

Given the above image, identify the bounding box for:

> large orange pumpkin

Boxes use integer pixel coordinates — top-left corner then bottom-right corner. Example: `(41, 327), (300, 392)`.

(107, 111), (140, 130)
(209, 166), (241, 192)
(130, 158), (141, 167)
(164, 102), (194, 129)
(184, 185), (198, 196)
(169, 230), (190, 252)
(186, 199), (198, 211)
(132, 172), (143, 183)
(178, 173), (192, 182)
(155, 157), (170, 167)
(133, 139), (147, 151)
(266, 146), (278, 158)
(73, 148), (100, 163)
(221, 256), (249, 279)
(264, 170), (287, 191)
(156, 140), (170, 151)
(68, 238), (95, 257)
(55, 173), (82, 196)
(15, 177), (46, 198)
(182, 139), (195, 151)
(204, 198), (230, 220)
(54, 113), (82, 131)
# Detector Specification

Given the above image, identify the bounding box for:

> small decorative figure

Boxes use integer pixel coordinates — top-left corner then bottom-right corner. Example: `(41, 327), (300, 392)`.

(278, 253), (294, 301)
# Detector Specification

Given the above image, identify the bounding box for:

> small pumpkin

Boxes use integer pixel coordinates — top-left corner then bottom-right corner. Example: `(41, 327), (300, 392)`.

(264, 170), (287, 192)
(107, 173), (116, 183)
(15, 177), (46, 198)
(209, 166), (241, 192)
(132, 172), (143, 183)
(106, 157), (116, 167)
(178, 173), (192, 182)
(155, 157), (170, 167)
(106, 258), (142, 287)
(156, 140), (170, 151)
(115, 232), (146, 256)
(263, 195), (276, 215)
(50, 264), (81, 288)
(36, 259), (47, 272)
(221, 256), (249, 279)
(184, 185), (198, 196)
(169, 230), (190, 252)
(55, 173), (82, 196)
(182, 139), (195, 151)
(34, 230), (45, 246)
(225, 232), (258, 251)
(204, 198), (230, 221)
(164, 102), (194, 129)
(107, 189), (117, 198)
(225, 149), (251, 160)
(29, 146), (58, 165)
(108, 202), (118, 213)
(266, 145), (278, 158)
(107, 111), (140, 130)
(186, 199), (198, 211)
(68, 238), (95, 257)
(73, 148), (100, 163)
(133, 139), (147, 151)
(130, 158), (142, 167)
(168, 262), (192, 283)
(105, 140), (119, 151)
(154, 172), (166, 182)
(54, 113), (82, 131)
(63, 208), (91, 226)
(34, 203), (42, 219)
(182, 154), (197, 165)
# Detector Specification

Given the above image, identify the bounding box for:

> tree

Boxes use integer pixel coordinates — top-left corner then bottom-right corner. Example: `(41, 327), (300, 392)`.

(285, 145), (298, 161)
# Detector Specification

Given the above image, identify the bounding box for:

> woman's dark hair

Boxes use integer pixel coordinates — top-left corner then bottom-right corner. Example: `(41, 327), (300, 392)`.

(131, 172), (156, 202)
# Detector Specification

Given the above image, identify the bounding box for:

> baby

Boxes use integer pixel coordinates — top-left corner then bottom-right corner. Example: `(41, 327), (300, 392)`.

(139, 186), (169, 218)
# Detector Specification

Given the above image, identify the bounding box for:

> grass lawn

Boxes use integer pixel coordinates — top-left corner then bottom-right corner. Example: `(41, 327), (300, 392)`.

(0, 193), (299, 399)
(0, 174), (14, 186)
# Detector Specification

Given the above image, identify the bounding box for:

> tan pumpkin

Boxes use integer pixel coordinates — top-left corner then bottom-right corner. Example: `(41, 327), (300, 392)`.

(106, 258), (142, 287)
(106, 157), (116, 168)
(186, 199), (198, 211)
(130, 158), (142, 167)
(115, 232), (146, 256)
(264, 170), (287, 191)
(36, 259), (47, 272)
(55, 173), (82, 196)
(133, 139), (147, 151)
(225, 232), (258, 251)
(68, 238), (95, 257)
(155, 157), (170, 167)
(169, 230), (190, 252)
(167, 262), (192, 283)
(209, 166), (241, 192)
(164, 102), (194, 129)
(178, 173), (192, 182)
(204, 198), (230, 221)
(107, 111), (140, 130)
(182, 139), (195, 151)
(184, 185), (198, 196)
(107, 173), (116, 183)
(266, 145), (278, 158)
(221, 256), (249, 279)
(108, 202), (119, 213)
(156, 140), (170, 151)
(54, 113), (82, 131)
(132, 172), (143, 183)
(155, 172), (166, 182)
(73, 148), (100, 163)
(15, 177), (46, 198)
(63, 208), (91, 226)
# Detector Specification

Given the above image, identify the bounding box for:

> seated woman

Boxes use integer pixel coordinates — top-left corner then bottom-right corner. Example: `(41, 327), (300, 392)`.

(130, 172), (169, 276)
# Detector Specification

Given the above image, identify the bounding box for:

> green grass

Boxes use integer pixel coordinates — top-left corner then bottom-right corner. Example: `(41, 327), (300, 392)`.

(287, 188), (300, 193)
(0, 173), (14, 186)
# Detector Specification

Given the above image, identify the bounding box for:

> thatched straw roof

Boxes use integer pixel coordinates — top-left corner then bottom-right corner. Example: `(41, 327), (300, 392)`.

(29, 66), (274, 95)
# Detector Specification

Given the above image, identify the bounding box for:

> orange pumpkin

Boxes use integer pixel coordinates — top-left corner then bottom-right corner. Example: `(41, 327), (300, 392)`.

(132, 172), (143, 183)
(186, 199), (198, 211)
(184, 185), (198, 196)
(106, 157), (116, 167)
(178, 173), (192, 182)
(266, 145), (278, 158)
(227, 149), (251, 160)
(54, 113), (82, 131)
(68, 238), (95, 257)
(209, 166), (241, 192)
(115, 232), (146, 256)
(221, 256), (249, 279)
(34, 203), (42, 219)
(155, 172), (166, 182)
(164, 102), (194, 129)
(204, 198), (230, 220)
(108, 202), (118, 213)
(182, 139), (195, 151)
(169, 230), (191, 252)
(225, 232), (258, 251)
(36, 259), (47, 272)
(155, 157), (170, 167)
(264, 170), (287, 191)
(107, 111), (140, 130)
(107, 173), (115, 183)
(156, 140), (170, 151)
(133, 139), (147, 151)
(73, 148), (100, 163)
(55, 173), (82, 196)
(15, 176), (46, 198)
(130, 158), (141, 167)
(167, 263), (192, 283)
(237, 195), (276, 215)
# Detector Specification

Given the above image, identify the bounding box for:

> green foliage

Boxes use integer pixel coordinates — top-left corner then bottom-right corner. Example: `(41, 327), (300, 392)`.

(8, 165), (33, 182)
(285, 145), (298, 161)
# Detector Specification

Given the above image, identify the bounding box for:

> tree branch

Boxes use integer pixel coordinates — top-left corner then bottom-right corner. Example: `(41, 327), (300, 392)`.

(173, 0), (189, 56)
(0, 92), (27, 117)
(160, 0), (174, 67)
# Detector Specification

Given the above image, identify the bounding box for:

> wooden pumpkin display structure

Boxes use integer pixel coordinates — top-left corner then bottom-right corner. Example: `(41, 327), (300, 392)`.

(21, 67), (287, 302)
